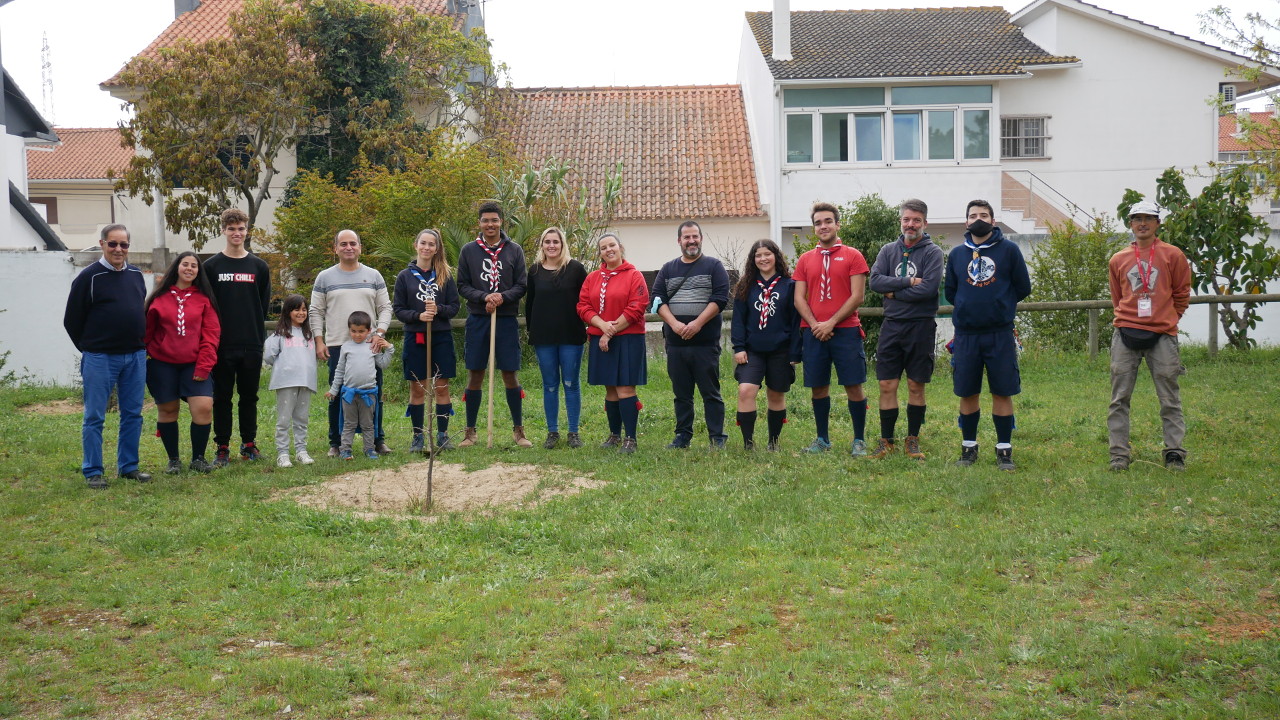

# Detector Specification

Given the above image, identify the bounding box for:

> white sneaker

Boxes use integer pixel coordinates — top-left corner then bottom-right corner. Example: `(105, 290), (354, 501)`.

(296, 450), (314, 465)
(277, 453), (293, 468)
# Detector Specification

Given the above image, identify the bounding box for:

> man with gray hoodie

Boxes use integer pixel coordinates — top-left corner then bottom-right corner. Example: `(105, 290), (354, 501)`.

(867, 198), (944, 460)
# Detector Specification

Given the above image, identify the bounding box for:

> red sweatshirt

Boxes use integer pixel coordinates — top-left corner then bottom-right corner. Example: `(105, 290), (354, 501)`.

(577, 262), (649, 336)
(1108, 239), (1191, 337)
(145, 287), (221, 377)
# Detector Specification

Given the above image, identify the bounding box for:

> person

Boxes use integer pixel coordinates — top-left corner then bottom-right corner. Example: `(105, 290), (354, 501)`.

(730, 239), (801, 451)
(263, 294), (318, 468)
(326, 311), (393, 460)
(204, 208), (271, 467)
(63, 224), (151, 488)
(310, 229), (394, 457)
(944, 199), (1032, 471)
(455, 201), (531, 447)
(577, 233), (648, 453)
(651, 220), (730, 449)
(867, 198), (945, 460)
(144, 251), (222, 474)
(793, 202), (871, 455)
(1107, 200), (1191, 472)
(526, 227), (589, 449)
(392, 229), (460, 454)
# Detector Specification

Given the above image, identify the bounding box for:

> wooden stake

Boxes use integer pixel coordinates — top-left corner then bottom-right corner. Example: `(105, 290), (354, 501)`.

(487, 310), (497, 448)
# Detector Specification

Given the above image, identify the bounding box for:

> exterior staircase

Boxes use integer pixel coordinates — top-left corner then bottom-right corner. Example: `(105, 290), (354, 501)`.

(1001, 171), (1090, 233)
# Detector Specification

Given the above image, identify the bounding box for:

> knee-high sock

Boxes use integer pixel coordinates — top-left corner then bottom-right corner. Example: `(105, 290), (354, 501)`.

(605, 400), (621, 436)
(190, 422), (211, 459)
(849, 399), (868, 441)
(158, 421), (179, 461)
(436, 403), (452, 435)
(505, 387), (524, 427)
(879, 407), (899, 441)
(812, 397), (831, 442)
(407, 403), (425, 434)
(464, 389), (481, 428)
(906, 403), (926, 437)
(959, 410), (980, 445)
(993, 414), (1014, 447)
(767, 408), (786, 440)
(738, 411), (757, 444)
(619, 396), (639, 439)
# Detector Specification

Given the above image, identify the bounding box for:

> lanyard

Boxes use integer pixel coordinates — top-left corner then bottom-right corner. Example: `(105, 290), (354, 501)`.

(1133, 243), (1154, 295)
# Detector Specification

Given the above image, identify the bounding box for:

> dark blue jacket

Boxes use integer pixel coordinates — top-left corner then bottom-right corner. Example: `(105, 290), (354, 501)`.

(731, 275), (801, 361)
(392, 261), (461, 334)
(944, 227), (1032, 334)
(456, 233), (527, 316)
(63, 260), (147, 354)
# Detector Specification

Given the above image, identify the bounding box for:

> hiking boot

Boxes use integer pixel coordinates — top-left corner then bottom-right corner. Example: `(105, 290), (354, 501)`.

(164, 458), (183, 475)
(339, 449), (354, 460)
(213, 445), (231, 468)
(566, 432), (583, 449)
(121, 470), (152, 483)
(458, 427), (478, 448)
(543, 431), (561, 449)
(296, 451), (315, 465)
(1109, 457), (1129, 472)
(904, 436), (925, 460)
(666, 437), (691, 449)
(619, 437), (638, 454)
(327, 446), (340, 458)
(513, 426), (534, 448)
(956, 444), (979, 467)
(710, 438), (727, 450)
(86, 475), (107, 490)
(1164, 450), (1185, 472)
(767, 437), (781, 452)
(365, 449), (380, 460)
(189, 457), (213, 474)
(409, 434), (425, 454)
(850, 439), (868, 457)
(375, 441), (392, 455)
(744, 439), (755, 451)
(436, 432), (454, 451)
(277, 453), (293, 468)
(240, 443), (261, 461)
(868, 438), (895, 459)
(996, 448), (1016, 472)
(805, 438), (832, 453)
(600, 434), (621, 449)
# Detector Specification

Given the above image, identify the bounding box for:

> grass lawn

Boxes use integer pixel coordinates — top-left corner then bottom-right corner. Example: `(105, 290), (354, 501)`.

(1, 346), (1277, 719)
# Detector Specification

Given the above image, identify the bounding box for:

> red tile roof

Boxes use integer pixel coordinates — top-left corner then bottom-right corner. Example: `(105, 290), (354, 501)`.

(496, 86), (763, 221)
(26, 128), (133, 180)
(1219, 111), (1278, 152)
(103, 0), (448, 86)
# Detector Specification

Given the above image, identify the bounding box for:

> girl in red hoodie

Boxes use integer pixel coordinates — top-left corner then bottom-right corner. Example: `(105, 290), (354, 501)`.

(145, 251), (222, 474)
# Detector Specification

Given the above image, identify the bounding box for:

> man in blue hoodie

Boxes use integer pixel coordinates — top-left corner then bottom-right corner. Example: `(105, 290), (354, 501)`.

(943, 200), (1032, 471)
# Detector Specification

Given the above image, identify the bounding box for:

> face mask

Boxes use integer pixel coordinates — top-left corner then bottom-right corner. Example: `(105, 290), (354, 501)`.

(967, 219), (994, 237)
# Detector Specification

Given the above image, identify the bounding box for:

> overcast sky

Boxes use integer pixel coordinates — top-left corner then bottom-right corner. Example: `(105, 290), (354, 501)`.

(0, 0), (1273, 128)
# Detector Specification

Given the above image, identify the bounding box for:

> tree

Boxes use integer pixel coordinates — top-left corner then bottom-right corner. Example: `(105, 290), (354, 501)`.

(1121, 167), (1279, 349)
(1202, 4), (1280, 189)
(1023, 217), (1126, 351)
(838, 194), (901, 360)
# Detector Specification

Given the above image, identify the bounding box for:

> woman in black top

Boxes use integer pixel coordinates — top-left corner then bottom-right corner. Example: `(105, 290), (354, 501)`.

(525, 227), (588, 448)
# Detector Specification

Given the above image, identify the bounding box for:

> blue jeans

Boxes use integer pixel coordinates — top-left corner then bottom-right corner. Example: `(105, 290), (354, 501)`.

(80, 350), (146, 478)
(534, 344), (584, 433)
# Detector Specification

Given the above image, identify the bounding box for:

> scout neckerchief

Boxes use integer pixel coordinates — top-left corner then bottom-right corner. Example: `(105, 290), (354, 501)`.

(409, 264), (437, 305)
(756, 273), (781, 330)
(899, 232), (930, 277)
(170, 287), (194, 337)
(1133, 241), (1156, 317)
(598, 264), (622, 313)
(476, 237), (505, 292)
(818, 243), (844, 301)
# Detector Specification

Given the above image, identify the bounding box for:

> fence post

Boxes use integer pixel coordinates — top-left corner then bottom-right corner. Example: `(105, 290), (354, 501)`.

(1208, 301), (1218, 357)
(1087, 308), (1099, 360)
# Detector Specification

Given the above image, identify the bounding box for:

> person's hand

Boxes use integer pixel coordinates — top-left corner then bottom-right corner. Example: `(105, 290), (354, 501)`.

(421, 299), (436, 321)
(324, 390), (334, 400)
(316, 344), (330, 361)
(812, 320), (835, 342)
(484, 293), (503, 313)
(681, 319), (702, 340)
(910, 277), (923, 286)
(733, 351), (748, 365)
(370, 335), (389, 352)
(598, 335), (610, 352)
(603, 321), (619, 338)
(884, 292), (895, 300)
(193, 375), (206, 382)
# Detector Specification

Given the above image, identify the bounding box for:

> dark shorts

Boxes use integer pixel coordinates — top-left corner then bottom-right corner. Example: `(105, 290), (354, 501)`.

(952, 331), (1021, 397)
(464, 314), (521, 372)
(734, 348), (795, 392)
(802, 326), (866, 388)
(876, 318), (937, 383)
(146, 358), (213, 404)
(402, 328), (457, 381)
(587, 334), (647, 387)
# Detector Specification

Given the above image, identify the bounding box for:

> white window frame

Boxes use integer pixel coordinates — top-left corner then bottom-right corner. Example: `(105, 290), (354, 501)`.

(783, 103), (994, 167)
(1000, 115), (1051, 159)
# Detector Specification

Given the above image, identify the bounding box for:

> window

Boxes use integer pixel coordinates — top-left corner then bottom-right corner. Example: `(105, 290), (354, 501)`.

(28, 197), (58, 225)
(1220, 84), (1237, 104)
(822, 113), (848, 162)
(787, 114), (814, 163)
(1001, 116), (1049, 158)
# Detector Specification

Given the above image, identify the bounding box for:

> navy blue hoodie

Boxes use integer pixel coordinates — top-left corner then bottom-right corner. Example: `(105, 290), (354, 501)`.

(944, 227), (1032, 334)
(456, 233), (527, 316)
(730, 275), (802, 360)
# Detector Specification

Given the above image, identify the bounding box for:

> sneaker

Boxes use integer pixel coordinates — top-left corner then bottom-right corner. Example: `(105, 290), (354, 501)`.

(409, 434), (425, 454)
(619, 437), (638, 454)
(339, 449), (354, 460)
(566, 432), (583, 449)
(327, 446), (340, 458)
(744, 439), (755, 451)
(600, 434), (621, 449)
(956, 445), (979, 467)
(1109, 457), (1129, 472)
(904, 436), (925, 460)
(868, 438), (895, 459)
(805, 438), (832, 453)
(850, 439), (868, 457)
(710, 438), (727, 450)
(666, 437), (691, 449)
(375, 442), (393, 455)
(1164, 451), (1185, 472)
(365, 450), (380, 460)
(996, 448), (1016, 472)
(121, 470), (152, 483)
(436, 432), (454, 451)
(512, 426), (534, 448)
(164, 458), (183, 475)
(767, 438), (781, 452)
(189, 457), (213, 474)
(458, 428), (478, 448)
(277, 453), (293, 468)
(240, 443), (261, 461)
(543, 432), (561, 450)
(296, 451), (315, 465)
(86, 475), (107, 490)
(214, 445), (231, 468)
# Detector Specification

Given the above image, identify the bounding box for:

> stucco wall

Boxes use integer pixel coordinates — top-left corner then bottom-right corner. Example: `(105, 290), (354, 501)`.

(0, 250), (82, 384)
(610, 217), (771, 273)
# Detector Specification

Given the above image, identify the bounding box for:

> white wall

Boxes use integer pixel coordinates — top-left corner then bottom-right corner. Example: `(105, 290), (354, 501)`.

(738, 20), (777, 214)
(778, 165), (1001, 229)
(612, 217), (771, 273)
(0, 250), (81, 384)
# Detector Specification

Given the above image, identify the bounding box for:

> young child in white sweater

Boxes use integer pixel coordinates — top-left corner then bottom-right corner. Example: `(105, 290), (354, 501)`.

(264, 295), (318, 467)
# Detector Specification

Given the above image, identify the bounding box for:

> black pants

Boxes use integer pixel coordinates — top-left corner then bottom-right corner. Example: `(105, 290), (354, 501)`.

(666, 344), (726, 442)
(327, 345), (384, 447)
(212, 349), (263, 447)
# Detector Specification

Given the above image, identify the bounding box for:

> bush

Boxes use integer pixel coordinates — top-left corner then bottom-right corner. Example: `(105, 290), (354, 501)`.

(836, 195), (901, 360)
(1023, 216), (1126, 351)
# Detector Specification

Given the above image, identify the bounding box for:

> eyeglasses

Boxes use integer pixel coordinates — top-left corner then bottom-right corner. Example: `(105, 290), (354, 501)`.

(105, 241), (130, 249)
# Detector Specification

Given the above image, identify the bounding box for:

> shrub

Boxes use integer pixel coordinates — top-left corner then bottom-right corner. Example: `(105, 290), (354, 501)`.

(1023, 216), (1126, 351)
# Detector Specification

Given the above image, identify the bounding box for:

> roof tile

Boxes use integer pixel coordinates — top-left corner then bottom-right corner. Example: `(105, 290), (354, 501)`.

(1220, 111), (1277, 152)
(27, 128), (133, 180)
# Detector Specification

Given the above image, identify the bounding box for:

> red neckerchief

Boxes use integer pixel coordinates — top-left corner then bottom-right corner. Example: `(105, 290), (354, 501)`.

(756, 274), (781, 330)
(170, 287), (194, 337)
(476, 238), (505, 292)
(598, 265), (622, 313)
(818, 243), (843, 301)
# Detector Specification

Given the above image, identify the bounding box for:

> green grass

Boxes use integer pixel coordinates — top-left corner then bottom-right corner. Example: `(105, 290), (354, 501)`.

(1, 347), (1278, 718)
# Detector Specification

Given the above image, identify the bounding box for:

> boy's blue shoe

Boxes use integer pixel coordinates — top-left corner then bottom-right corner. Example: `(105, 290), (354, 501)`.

(365, 450), (380, 460)
(339, 449), (354, 461)
(804, 438), (832, 453)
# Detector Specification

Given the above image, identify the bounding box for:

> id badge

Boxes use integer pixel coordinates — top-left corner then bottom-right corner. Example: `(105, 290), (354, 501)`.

(1137, 295), (1152, 318)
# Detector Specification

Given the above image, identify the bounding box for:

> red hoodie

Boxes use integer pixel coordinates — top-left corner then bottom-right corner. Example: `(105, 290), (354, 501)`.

(577, 262), (648, 336)
(145, 287), (221, 377)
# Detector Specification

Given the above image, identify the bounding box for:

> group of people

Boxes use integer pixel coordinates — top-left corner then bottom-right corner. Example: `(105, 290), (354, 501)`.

(64, 196), (1191, 488)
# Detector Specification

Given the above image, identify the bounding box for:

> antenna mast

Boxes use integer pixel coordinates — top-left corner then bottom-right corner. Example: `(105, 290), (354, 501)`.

(41, 32), (55, 124)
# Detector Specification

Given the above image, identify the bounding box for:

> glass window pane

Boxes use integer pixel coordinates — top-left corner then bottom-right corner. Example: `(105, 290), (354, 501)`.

(892, 85), (992, 105)
(893, 112), (920, 161)
(787, 114), (814, 163)
(964, 109), (990, 159)
(927, 110), (955, 160)
(822, 113), (849, 162)
(854, 114), (883, 161)
(783, 87), (886, 108)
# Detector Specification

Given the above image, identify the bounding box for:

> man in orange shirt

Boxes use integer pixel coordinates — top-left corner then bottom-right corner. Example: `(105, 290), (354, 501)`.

(1107, 200), (1191, 472)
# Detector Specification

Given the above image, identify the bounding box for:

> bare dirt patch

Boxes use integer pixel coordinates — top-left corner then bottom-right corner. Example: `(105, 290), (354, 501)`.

(20, 398), (156, 415)
(280, 461), (602, 519)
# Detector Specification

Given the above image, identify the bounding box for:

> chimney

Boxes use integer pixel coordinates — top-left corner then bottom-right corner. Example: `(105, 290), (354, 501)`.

(174, 0), (200, 18)
(1236, 110), (1248, 134)
(772, 0), (792, 62)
